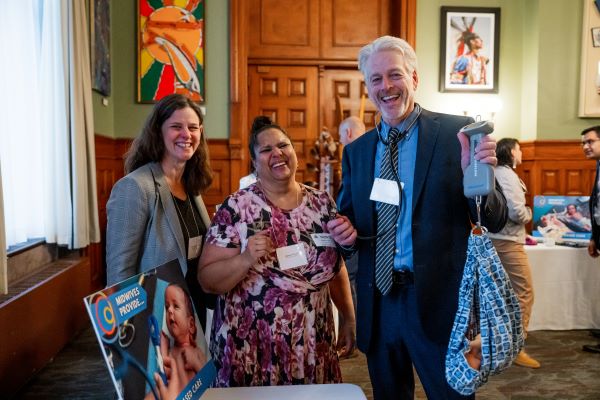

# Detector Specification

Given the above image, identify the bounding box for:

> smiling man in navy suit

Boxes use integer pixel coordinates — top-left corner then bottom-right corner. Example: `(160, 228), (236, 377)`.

(327, 36), (507, 399)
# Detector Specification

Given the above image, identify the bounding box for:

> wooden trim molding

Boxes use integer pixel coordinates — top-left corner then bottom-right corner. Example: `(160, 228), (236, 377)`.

(392, 0), (417, 46)
(229, 0), (250, 190)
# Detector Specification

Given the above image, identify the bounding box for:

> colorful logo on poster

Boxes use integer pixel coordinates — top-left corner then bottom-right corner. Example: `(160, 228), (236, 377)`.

(90, 284), (147, 343)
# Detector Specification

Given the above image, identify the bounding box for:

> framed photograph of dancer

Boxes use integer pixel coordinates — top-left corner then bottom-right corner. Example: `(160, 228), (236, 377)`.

(137, 0), (205, 103)
(439, 7), (500, 93)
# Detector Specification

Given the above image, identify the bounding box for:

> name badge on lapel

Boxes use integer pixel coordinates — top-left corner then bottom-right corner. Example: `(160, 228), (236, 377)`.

(311, 233), (335, 247)
(370, 178), (403, 205)
(188, 235), (203, 260)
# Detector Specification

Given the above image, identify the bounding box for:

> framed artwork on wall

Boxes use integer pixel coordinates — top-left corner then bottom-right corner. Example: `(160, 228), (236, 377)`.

(592, 27), (600, 48)
(579, 0), (600, 117)
(137, 0), (205, 103)
(439, 6), (500, 93)
(91, 0), (111, 96)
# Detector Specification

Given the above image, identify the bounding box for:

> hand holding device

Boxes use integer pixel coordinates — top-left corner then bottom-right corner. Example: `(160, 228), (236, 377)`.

(460, 120), (495, 198)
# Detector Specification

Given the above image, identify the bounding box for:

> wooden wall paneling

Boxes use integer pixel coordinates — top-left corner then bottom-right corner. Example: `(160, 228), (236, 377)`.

(521, 140), (586, 160)
(205, 139), (232, 211)
(320, 0), (391, 60)
(94, 135), (130, 288)
(249, 0), (416, 62)
(321, 68), (377, 139)
(519, 162), (534, 207)
(249, 65), (319, 185)
(564, 162), (594, 195)
(248, 0), (320, 59)
(518, 141), (596, 200)
(538, 162), (561, 195)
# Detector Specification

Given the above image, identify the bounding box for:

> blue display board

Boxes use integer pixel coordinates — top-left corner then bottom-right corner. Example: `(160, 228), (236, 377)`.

(84, 260), (215, 400)
(532, 195), (592, 240)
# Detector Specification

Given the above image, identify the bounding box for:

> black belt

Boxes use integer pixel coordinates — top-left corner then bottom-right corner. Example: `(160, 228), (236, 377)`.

(391, 269), (414, 286)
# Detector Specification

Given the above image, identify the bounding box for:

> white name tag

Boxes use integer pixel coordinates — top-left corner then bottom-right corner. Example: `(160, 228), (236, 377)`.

(188, 235), (203, 260)
(311, 233), (335, 247)
(276, 244), (308, 270)
(370, 178), (402, 205)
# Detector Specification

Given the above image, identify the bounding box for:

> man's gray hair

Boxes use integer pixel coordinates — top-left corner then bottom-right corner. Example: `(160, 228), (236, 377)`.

(358, 36), (418, 79)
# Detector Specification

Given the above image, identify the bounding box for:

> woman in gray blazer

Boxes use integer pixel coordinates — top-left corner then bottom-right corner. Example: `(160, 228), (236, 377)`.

(106, 94), (213, 325)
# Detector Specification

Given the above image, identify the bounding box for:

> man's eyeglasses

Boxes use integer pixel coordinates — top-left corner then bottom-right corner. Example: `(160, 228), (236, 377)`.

(581, 139), (600, 147)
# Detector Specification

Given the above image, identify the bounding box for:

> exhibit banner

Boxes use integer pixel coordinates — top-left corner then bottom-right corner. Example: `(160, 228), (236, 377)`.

(532, 195), (592, 240)
(84, 260), (215, 400)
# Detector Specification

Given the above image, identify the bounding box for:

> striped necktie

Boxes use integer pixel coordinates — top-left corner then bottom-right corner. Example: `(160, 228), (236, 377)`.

(375, 127), (400, 295)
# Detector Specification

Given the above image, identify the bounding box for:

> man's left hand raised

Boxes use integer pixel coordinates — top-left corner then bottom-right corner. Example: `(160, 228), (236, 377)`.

(457, 131), (497, 172)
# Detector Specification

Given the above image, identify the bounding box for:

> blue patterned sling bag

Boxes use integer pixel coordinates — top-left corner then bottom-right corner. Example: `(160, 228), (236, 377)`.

(445, 230), (525, 395)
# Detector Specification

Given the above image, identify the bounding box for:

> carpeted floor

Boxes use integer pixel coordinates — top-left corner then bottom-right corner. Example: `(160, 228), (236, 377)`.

(13, 328), (600, 399)
(340, 330), (600, 399)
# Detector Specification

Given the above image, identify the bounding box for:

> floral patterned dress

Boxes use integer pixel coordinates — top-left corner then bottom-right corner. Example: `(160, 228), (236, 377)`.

(205, 183), (342, 386)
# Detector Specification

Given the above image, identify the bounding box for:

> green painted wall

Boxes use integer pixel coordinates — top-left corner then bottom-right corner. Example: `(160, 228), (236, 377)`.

(92, 0), (229, 139)
(536, 0), (594, 139)
(92, 86), (114, 136)
(92, 0), (600, 141)
(416, 0), (600, 140)
(416, 0), (526, 139)
(519, 0), (539, 141)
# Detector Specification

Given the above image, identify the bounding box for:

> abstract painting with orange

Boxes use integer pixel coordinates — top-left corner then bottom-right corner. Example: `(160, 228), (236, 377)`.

(138, 0), (204, 102)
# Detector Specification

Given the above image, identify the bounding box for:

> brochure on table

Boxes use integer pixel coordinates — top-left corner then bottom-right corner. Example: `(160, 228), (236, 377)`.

(84, 260), (215, 400)
(531, 195), (592, 241)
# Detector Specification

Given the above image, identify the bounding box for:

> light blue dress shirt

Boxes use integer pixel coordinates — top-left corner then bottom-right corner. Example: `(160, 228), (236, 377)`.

(374, 107), (420, 272)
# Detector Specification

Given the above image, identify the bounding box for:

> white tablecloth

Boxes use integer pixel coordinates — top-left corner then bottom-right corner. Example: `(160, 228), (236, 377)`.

(526, 244), (600, 331)
(202, 383), (366, 400)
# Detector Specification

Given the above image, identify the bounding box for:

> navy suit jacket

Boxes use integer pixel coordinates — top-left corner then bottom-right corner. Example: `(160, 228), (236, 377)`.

(337, 109), (508, 351)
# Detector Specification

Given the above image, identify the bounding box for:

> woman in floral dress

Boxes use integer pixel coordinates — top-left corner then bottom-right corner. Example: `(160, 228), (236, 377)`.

(198, 116), (356, 387)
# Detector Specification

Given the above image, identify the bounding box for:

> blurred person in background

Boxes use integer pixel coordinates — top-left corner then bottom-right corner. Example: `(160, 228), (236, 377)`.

(488, 138), (540, 368)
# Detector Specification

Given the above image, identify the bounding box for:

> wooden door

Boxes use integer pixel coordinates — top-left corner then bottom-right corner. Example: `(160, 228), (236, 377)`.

(321, 68), (378, 139)
(320, 0), (391, 60)
(248, 0), (320, 60)
(248, 65), (319, 185)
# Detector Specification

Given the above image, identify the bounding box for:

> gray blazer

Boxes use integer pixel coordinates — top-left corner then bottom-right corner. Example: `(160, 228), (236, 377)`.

(106, 162), (211, 286)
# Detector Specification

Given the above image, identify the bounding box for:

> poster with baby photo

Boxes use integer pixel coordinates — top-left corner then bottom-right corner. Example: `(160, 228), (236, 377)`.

(531, 195), (592, 240)
(84, 260), (215, 400)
